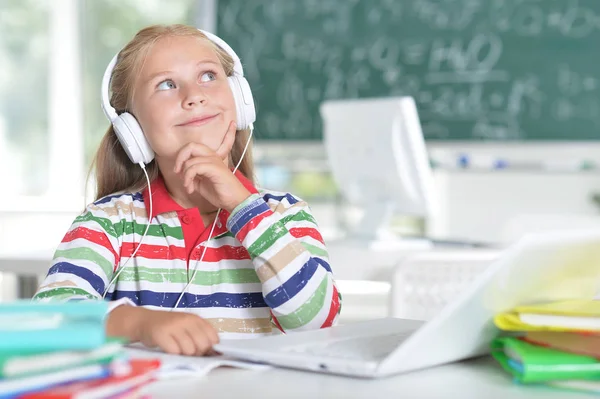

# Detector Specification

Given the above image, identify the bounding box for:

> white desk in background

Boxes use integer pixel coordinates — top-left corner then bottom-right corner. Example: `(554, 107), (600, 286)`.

(0, 248), (54, 276)
(326, 238), (497, 281)
(142, 356), (570, 399)
(429, 166), (600, 244)
(326, 238), (501, 322)
(0, 248), (54, 299)
(0, 208), (75, 298)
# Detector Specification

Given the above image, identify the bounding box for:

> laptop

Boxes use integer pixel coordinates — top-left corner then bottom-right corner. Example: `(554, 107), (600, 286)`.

(214, 230), (600, 378)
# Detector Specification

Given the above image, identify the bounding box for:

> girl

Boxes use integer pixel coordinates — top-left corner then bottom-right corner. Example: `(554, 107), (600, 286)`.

(34, 24), (341, 356)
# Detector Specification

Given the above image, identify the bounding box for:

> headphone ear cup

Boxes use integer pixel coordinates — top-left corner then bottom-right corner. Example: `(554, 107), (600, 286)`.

(228, 75), (256, 130)
(112, 112), (155, 165)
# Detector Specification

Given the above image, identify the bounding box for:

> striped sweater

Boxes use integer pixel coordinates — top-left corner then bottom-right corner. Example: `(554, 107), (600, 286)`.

(34, 172), (341, 338)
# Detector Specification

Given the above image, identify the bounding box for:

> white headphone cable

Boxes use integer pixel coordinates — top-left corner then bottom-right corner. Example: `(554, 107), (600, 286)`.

(103, 162), (153, 299)
(172, 124), (254, 309)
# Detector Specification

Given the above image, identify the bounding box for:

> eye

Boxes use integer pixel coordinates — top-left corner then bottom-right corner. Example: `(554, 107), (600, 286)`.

(157, 79), (176, 91)
(199, 71), (217, 83)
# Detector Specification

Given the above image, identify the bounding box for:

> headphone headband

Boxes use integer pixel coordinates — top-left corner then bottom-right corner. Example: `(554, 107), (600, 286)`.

(198, 29), (244, 77)
(101, 54), (119, 121)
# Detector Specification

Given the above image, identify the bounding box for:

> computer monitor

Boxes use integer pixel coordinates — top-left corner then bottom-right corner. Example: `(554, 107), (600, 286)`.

(320, 96), (438, 242)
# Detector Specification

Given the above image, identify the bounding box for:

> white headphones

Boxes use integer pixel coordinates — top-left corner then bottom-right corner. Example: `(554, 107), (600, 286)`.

(100, 29), (256, 165)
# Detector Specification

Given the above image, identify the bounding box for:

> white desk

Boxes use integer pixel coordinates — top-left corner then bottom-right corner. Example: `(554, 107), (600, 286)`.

(0, 249), (53, 276)
(327, 238), (495, 281)
(0, 209), (74, 277)
(0, 248), (54, 299)
(430, 166), (600, 243)
(143, 356), (572, 399)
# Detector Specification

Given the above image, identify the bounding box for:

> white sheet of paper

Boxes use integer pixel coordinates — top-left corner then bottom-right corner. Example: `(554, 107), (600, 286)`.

(125, 344), (271, 379)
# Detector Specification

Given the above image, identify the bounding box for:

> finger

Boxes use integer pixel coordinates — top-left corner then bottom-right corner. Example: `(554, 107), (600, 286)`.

(181, 156), (219, 179)
(157, 333), (182, 355)
(173, 144), (196, 174)
(181, 158), (215, 194)
(215, 120), (237, 160)
(184, 325), (212, 356)
(173, 330), (197, 357)
(206, 349), (219, 357)
(173, 143), (215, 174)
(182, 162), (218, 193)
(198, 318), (220, 346)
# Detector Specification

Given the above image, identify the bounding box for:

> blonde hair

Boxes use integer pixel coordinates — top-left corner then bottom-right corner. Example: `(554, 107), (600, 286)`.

(90, 24), (254, 201)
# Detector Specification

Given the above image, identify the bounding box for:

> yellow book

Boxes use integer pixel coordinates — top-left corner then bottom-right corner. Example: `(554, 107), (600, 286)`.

(494, 299), (600, 332)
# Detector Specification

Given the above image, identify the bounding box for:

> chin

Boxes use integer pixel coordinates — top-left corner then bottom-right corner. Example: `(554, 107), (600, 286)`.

(183, 135), (222, 151)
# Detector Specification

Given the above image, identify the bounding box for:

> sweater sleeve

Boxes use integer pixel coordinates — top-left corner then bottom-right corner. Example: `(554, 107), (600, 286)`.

(33, 206), (125, 304)
(227, 192), (342, 332)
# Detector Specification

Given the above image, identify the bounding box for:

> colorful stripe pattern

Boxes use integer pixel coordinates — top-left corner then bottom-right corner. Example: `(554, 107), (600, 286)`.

(34, 184), (341, 338)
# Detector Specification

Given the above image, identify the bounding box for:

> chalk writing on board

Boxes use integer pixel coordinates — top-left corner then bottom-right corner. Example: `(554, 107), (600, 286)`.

(218, 0), (600, 140)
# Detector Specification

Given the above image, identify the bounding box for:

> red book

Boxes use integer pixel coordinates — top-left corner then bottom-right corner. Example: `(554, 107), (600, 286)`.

(523, 331), (600, 358)
(21, 359), (161, 399)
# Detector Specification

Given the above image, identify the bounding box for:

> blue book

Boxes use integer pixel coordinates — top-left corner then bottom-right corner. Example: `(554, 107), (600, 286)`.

(0, 301), (108, 352)
(0, 301), (106, 320)
(0, 364), (110, 399)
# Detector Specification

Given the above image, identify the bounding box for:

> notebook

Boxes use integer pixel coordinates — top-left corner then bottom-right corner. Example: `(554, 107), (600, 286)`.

(495, 299), (600, 332)
(0, 339), (124, 379)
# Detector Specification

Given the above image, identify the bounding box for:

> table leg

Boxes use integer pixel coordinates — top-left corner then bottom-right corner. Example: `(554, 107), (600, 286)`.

(18, 276), (39, 299)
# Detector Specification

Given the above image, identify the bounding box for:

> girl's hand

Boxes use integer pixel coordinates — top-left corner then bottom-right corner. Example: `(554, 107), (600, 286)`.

(107, 306), (220, 356)
(173, 121), (251, 212)
(137, 308), (219, 356)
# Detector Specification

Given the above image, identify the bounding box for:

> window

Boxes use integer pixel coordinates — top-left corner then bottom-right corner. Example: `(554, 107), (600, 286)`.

(0, 0), (49, 196)
(0, 0), (198, 205)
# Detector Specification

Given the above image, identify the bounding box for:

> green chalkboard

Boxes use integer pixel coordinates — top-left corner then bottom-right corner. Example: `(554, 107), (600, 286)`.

(217, 0), (600, 141)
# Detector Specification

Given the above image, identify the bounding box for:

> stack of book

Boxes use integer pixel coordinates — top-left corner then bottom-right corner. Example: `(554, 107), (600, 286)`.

(493, 299), (600, 394)
(0, 301), (160, 399)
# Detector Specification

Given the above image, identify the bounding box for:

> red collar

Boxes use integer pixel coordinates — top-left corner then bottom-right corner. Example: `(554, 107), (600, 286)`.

(142, 170), (258, 220)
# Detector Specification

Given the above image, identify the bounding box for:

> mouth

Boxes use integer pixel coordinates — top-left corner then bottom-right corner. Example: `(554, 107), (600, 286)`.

(178, 113), (219, 127)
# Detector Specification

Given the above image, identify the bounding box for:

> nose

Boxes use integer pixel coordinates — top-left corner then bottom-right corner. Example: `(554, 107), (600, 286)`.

(182, 84), (207, 109)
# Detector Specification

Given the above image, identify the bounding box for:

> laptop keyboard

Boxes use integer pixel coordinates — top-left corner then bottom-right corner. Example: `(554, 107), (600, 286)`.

(283, 331), (413, 361)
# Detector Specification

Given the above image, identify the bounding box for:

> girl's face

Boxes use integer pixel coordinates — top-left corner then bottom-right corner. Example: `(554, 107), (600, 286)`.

(131, 35), (236, 159)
